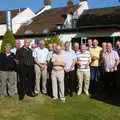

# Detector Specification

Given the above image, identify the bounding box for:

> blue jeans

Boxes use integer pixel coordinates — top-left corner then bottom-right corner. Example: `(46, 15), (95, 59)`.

(90, 66), (101, 93)
(90, 66), (101, 82)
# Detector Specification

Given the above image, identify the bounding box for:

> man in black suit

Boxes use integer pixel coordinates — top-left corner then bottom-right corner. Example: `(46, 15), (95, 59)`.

(16, 39), (35, 100)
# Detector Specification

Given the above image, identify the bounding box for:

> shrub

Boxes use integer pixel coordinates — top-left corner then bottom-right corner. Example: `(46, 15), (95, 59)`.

(45, 35), (61, 48)
(1, 29), (15, 52)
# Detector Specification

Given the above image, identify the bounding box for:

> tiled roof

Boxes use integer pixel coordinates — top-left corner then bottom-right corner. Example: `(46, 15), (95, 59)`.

(0, 8), (26, 24)
(77, 6), (120, 28)
(16, 5), (79, 35)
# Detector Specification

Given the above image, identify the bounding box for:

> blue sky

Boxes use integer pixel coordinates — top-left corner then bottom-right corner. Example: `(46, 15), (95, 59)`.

(0, 0), (120, 12)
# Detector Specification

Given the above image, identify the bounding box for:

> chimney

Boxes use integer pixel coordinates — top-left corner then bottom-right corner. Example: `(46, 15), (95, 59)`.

(67, 0), (74, 14)
(79, 0), (88, 9)
(6, 10), (12, 31)
(44, 0), (51, 6)
(67, 0), (74, 8)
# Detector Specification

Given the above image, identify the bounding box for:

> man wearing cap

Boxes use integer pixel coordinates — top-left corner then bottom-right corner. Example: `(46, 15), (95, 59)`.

(0, 43), (17, 99)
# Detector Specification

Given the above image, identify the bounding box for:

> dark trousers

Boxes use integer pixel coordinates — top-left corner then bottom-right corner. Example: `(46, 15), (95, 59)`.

(90, 66), (101, 93)
(64, 70), (75, 96)
(104, 71), (117, 92)
(19, 65), (35, 99)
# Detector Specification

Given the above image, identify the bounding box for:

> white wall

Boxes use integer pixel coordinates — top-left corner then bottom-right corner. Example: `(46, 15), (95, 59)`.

(59, 33), (77, 43)
(0, 24), (7, 36)
(64, 1), (88, 29)
(73, 1), (88, 19)
(64, 14), (73, 28)
(12, 8), (35, 33)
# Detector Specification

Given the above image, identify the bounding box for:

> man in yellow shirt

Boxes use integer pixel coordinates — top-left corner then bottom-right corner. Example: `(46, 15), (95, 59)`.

(89, 39), (102, 93)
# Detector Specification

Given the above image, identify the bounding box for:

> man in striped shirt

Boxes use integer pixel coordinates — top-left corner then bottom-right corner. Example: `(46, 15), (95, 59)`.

(76, 44), (91, 96)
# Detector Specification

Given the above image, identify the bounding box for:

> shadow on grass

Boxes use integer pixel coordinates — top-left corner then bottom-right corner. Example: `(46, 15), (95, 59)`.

(90, 89), (120, 106)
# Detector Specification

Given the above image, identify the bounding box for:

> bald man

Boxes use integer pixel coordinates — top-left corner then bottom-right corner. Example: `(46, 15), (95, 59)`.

(51, 45), (66, 102)
(102, 43), (119, 92)
(16, 39), (35, 100)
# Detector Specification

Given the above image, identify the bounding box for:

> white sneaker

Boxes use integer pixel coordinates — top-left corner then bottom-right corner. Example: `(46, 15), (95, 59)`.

(60, 98), (65, 103)
(85, 91), (89, 96)
(77, 90), (82, 96)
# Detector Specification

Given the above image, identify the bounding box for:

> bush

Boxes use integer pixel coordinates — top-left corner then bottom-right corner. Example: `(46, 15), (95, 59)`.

(1, 29), (15, 52)
(45, 35), (61, 48)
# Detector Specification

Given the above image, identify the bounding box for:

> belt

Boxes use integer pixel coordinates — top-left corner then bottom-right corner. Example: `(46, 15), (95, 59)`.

(53, 65), (64, 68)
(52, 68), (64, 71)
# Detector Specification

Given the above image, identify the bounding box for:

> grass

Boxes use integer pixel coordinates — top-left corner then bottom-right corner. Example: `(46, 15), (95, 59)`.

(0, 93), (120, 120)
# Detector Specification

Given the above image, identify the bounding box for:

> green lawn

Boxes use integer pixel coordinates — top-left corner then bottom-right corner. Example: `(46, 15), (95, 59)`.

(0, 93), (120, 120)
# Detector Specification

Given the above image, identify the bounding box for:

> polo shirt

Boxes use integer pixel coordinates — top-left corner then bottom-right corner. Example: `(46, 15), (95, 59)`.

(52, 53), (66, 71)
(102, 50), (119, 72)
(76, 51), (91, 71)
(90, 46), (102, 67)
(64, 49), (76, 70)
(11, 47), (17, 55)
(33, 47), (48, 64)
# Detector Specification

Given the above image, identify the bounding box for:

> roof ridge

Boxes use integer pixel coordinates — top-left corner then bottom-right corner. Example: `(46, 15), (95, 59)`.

(84, 5), (120, 11)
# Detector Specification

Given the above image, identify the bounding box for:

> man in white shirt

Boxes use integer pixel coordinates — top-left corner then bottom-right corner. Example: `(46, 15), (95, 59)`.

(64, 41), (76, 97)
(11, 40), (21, 55)
(33, 40), (49, 94)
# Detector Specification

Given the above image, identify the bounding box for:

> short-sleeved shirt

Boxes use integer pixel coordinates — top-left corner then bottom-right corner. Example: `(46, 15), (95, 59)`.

(33, 47), (49, 64)
(102, 50), (119, 72)
(90, 46), (102, 67)
(11, 48), (17, 55)
(47, 51), (53, 62)
(76, 51), (91, 71)
(52, 53), (66, 71)
(74, 50), (80, 59)
(64, 49), (76, 70)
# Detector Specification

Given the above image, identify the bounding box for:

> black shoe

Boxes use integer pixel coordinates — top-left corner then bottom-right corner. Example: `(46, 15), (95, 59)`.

(34, 93), (39, 96)
(70, 93), (73, 97)
(19, 96), (24, 101)
(27, 92), (36, 97)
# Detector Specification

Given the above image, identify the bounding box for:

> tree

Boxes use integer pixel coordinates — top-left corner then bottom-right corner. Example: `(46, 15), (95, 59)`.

(1, 29), (15, 52)
(45, 35), (61, 48)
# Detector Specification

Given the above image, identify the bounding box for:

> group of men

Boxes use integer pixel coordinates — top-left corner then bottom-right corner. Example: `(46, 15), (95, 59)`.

(0, 38), (120, 103)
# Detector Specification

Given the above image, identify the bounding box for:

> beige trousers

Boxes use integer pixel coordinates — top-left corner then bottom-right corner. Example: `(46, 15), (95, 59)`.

(35, 64), (47, 94)
(77, 70), (90, 94)
(51, 70), (65, 99)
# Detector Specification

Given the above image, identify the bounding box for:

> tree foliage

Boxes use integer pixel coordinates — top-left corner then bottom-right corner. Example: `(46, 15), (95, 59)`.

(45, 35), (61, 48)
(1, 29), (15, 52)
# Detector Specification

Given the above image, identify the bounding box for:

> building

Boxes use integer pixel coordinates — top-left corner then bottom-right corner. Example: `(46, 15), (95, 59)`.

(15, 0), (120, 46)
(0, 8), (36, 47)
